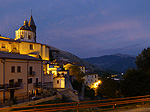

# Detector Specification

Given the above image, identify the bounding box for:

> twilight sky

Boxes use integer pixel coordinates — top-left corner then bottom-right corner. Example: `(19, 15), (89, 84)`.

(0, 0), (150, 58)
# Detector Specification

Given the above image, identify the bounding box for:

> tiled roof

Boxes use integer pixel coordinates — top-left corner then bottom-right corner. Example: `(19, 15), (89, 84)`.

(29, 15), (36, 27)
(0, 38), (20, 42)
(19, 20), (32, 31)
(0, 51), (42, 61)
(0, 37), (50, 47)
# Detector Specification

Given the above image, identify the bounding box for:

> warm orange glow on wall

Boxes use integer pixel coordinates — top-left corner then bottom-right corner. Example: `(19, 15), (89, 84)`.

(91, 80), (101, 89)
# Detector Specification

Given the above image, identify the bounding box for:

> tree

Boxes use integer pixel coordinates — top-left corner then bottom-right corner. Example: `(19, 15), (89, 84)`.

(69, 65), (84, 82)
(84, 86), (95, 99)
(68, 65), (85, 99)
(135, 47), (150, 71)
(97, 77), (120, 98)
(121, 68), (150, 97)
(71, 80), (82, 93)
(121, 47), (150, 97)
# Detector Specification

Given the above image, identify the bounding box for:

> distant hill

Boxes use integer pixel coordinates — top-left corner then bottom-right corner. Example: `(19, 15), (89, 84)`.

(83, 53), (137, 73)
(49, 45), (103, 70)
(49, 45), (119, 75)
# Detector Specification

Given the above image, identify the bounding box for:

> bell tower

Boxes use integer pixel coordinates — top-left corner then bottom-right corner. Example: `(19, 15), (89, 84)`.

(28, 12), (36, 42)
(15, 13), (37, 43)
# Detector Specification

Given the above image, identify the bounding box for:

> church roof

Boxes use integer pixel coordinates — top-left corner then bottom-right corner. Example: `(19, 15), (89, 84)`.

(0, 51), (42, 61)
(19, 20), (32, 31)
(28, 15), (36, 27)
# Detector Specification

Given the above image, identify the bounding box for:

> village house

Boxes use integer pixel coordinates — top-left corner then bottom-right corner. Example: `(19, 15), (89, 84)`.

(0, 14), (98, 102)
(0, 52), (43, 102)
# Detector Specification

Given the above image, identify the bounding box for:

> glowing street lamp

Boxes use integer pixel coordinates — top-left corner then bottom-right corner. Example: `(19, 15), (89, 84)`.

(92, 80), (101, 89)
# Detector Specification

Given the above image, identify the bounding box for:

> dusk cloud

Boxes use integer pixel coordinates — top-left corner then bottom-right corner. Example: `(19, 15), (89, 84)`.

(0, 0), (150, 58)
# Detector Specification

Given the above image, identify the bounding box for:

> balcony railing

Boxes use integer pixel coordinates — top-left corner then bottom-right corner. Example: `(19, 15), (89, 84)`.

(33, 82), (42, 88)
(7, 82), (22, 89)
(28, 71), (35, 76)
(0, 82), (22, 90)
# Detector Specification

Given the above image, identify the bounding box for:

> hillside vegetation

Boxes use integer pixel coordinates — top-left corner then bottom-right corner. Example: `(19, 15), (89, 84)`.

(84, 53), (137, 73)
(49, 45), (118, 75)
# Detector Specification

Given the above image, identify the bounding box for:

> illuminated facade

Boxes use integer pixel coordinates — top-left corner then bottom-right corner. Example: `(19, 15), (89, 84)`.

(0, 52), (43, 102)
(84, 73), (99, 88)
(0, 15), (49, 61)
(0, 14), (78, 101)
(15, 15), (36, 42)
(45, 64), (68, 88)
(0, 14), (51, 101)
(64, 63), (85, 74)
(53, 74), (65, 89)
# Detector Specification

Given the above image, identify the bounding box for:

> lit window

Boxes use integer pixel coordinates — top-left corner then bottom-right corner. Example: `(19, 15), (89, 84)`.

(11, 66), (15, 73)
(30, 44), (33, 50)
(17, 66), (21, 73)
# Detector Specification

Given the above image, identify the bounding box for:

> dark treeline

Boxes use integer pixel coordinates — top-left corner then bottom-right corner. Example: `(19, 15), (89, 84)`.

(97, 47), (150, 98)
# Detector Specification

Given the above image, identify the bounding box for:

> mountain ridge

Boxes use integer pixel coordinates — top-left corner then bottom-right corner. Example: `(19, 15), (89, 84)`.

(83, 53), (137, 73)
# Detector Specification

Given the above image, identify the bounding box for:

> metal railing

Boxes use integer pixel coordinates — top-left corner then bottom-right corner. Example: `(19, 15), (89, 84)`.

(0, 83), (22, 91)
(33, 82), (42, 88)
(9, 94), (150, 112)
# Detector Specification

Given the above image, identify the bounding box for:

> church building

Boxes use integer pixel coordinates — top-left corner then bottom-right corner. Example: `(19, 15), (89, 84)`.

(0, 15), (49, 61)
(0, 14), (51, 102)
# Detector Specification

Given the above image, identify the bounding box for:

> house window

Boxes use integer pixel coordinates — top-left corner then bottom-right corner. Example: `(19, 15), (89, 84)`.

(1, 44), (5, 48)
(57, 80), (59, 84)
(18, 79), (23, 83)
(29, 66), (32, 75)
(11, 66), (15, 73)
(9, 79), (14, 84)
(36, 78), (38, 84)
(95, 75), (97, 78)
(30, 44), (33, 50)
(28, 78), (32, 84)
(28, 35), (31, 40)
(17, 66), (21, 73)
